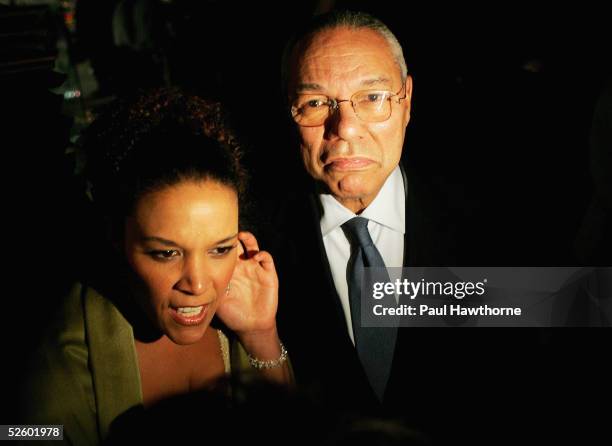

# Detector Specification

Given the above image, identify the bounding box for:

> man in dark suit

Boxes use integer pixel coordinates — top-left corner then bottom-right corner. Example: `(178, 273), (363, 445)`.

(269, 10), (461, 422)
(262, 9), (612, 444)
(263, 10), (612, 445)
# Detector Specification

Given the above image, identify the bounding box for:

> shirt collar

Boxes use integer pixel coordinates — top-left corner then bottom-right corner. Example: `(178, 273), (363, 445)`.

(319, 165), (406, 237)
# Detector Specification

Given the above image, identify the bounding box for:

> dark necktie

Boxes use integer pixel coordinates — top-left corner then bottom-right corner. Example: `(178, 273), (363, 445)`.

(342, 216), (398, 401)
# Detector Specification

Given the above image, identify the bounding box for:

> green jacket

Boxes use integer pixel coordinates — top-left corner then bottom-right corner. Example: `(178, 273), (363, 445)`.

(20, 283), (252, 445)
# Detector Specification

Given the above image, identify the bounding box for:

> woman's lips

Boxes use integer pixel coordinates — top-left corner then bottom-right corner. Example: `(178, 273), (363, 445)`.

(326, 157), (375, 171)
(169, 305), (209, 326)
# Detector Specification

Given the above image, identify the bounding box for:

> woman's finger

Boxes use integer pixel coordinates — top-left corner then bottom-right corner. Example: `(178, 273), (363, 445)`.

(253, 250), (275, 272)
(236, 238), (245, 257)
(238, 231), (260, 258)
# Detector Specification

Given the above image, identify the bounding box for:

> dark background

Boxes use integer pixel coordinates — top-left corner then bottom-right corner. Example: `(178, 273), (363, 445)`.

(2, 0), (610, 434)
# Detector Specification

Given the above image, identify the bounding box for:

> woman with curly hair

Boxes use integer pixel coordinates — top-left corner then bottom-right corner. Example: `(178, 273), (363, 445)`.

(20, 89), (292, 445)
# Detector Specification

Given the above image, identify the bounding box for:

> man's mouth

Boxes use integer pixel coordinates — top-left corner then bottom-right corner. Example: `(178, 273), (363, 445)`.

(326, 157), (375, 171)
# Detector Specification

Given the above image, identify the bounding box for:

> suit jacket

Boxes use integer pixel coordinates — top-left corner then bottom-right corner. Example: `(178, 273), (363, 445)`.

(263, 163), (612, 442)
(265, 166), (469, 416)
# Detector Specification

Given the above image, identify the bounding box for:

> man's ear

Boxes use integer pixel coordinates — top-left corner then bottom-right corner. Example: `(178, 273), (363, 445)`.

(405, 75), (413, 104)
(403, 75), (413, 127)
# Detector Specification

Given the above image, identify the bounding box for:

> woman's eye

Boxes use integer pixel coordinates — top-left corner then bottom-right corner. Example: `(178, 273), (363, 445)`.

(149, 249), (180, 260)
(210, 244), (236, 257)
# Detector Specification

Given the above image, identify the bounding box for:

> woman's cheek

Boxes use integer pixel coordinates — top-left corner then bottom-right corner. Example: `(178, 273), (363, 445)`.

(222, 256), (238, 285)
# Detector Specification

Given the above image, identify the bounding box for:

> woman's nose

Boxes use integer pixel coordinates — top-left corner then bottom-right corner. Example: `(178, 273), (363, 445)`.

(174, 256), (209, 296)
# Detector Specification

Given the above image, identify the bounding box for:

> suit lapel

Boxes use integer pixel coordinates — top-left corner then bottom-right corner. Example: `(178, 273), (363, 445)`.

(306, 192), (355, 331)
(400, 164), (410, 267)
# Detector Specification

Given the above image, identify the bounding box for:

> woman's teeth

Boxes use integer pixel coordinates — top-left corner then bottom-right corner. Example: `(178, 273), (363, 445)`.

(176, 306), (204, 316)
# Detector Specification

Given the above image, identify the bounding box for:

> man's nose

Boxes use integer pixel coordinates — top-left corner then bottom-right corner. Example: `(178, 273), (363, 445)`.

(175, 255), (209, 296)
(326, 100), (364, 141)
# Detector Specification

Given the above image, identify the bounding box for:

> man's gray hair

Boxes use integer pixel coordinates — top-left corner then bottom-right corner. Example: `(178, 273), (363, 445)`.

(281, 10), (408, 95)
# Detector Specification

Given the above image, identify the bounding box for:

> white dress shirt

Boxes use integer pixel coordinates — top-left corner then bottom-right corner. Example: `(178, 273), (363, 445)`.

(319, 166), (406, 344)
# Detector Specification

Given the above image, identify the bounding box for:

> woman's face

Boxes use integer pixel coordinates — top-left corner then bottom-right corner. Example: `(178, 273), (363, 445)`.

(124, 179), (239, 345)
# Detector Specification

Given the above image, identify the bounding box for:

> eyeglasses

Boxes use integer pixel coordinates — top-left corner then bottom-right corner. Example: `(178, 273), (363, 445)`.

(290, 84), (406, 127)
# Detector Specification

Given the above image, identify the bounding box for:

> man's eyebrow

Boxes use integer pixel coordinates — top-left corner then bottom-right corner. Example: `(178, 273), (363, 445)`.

(295, 78), (393, 93)
(296, 82), (324, 93)
(360, 77), (393, 87)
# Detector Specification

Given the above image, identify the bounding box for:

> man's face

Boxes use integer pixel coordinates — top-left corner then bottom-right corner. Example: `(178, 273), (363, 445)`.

(289, 27), (412, 212)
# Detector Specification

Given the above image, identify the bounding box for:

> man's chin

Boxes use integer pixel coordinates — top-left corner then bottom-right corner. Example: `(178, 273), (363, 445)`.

(336, 174), (379, 199)
(323, 184), (378, 212)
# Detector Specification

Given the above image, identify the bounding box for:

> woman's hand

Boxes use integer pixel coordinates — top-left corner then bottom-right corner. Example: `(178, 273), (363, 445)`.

(216, 232), (291, 385)
(216, 231), (279, 338)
